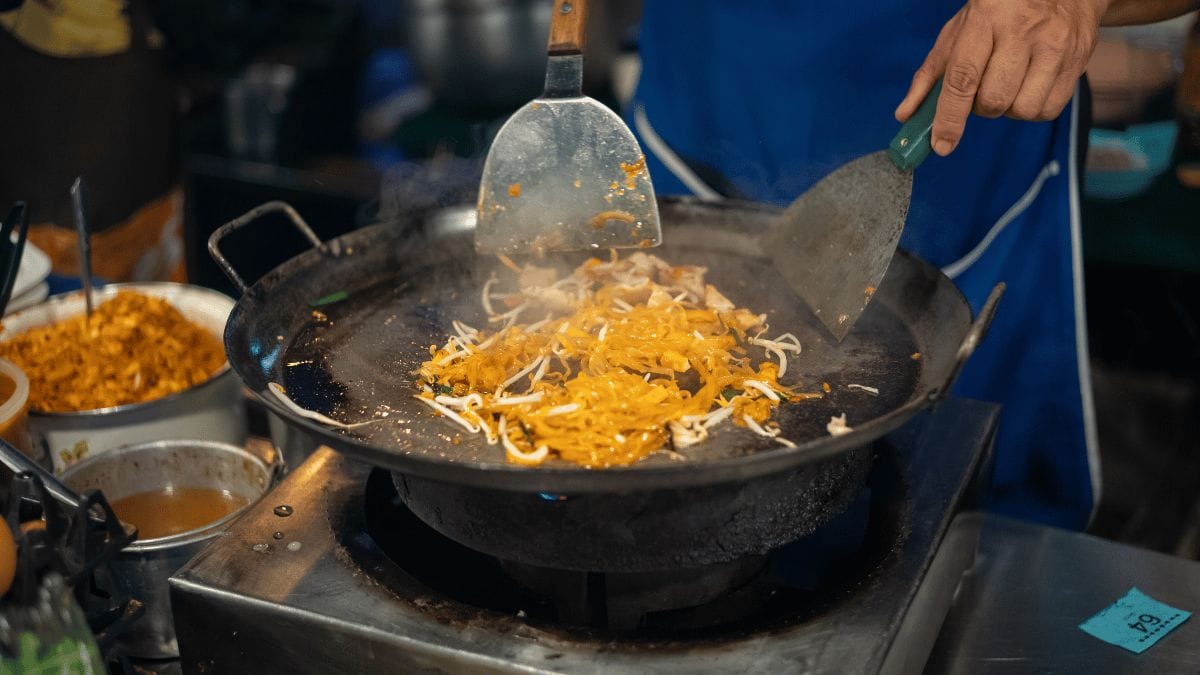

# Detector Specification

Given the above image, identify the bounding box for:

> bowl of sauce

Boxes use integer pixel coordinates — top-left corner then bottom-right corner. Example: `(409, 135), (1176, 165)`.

(60, 439), (274, 658)
(110, 486), (250, 540)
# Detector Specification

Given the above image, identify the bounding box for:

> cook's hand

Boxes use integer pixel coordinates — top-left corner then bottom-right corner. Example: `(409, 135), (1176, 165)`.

(895, 0), (1108, 156)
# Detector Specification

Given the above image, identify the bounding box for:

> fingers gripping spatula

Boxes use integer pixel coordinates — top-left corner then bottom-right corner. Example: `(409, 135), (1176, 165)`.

(769, 81), (943, 342)
(475, 0), (661, 255)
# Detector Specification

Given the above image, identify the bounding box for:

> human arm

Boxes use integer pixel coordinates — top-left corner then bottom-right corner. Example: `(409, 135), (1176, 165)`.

(1103, 0), (1199, 26)
(895, 0), (1200, 157)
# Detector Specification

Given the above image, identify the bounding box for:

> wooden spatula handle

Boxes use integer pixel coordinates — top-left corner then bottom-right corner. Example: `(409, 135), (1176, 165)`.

(548, 0), (588, 55)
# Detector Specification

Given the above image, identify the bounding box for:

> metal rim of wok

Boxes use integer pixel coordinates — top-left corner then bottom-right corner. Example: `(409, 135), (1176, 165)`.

(210, 198), (1001, 494)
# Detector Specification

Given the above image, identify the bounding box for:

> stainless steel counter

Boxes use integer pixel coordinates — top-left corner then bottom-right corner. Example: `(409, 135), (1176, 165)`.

(927, 512), (1200, 674)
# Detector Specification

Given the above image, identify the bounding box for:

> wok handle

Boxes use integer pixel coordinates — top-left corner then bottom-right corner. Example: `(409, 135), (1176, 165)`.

(934, 282), (1006, 400)
(548, 0), (587, 55)
(208, 200), (323, 294)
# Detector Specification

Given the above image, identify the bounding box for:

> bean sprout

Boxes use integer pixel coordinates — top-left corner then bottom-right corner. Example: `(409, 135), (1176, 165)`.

(270, 383), (381, 429)
(742, 415), (779, 438)
(499, 417), (549, 464)
(452, 320), (479, 342)
(492, 392), (545, 406)
(434, 393), (484, 410)
(412, 395), (480, 433)
(500, 356), (546, 392)
(481, 276), (498, 316)
(743, 380), (781, 402)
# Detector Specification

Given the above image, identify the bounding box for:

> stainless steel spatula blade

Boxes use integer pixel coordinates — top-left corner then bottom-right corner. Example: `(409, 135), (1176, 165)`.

(771, 80), (942, 342)
(769, 151), (912, 342)
(475, 0), (660, 256)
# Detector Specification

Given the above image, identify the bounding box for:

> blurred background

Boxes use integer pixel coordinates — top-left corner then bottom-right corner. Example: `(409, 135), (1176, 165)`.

(0, 0), (1197, 557)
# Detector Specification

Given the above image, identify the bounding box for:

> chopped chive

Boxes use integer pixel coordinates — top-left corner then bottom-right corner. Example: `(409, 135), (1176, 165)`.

(310, 290), (349, 307)
(721, 388), (741, 400)
(434, 384), (453, 395)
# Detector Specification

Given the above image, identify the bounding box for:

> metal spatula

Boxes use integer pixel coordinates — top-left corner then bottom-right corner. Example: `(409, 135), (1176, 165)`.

(769, 81), (943, 342)
(475, 0), (660, 256)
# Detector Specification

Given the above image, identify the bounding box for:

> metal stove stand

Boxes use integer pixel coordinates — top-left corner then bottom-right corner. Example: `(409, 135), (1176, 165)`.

(171, 398), (999, 674)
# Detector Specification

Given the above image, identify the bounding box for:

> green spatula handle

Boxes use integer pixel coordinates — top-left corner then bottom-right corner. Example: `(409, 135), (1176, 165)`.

(887, 78), (942, 172)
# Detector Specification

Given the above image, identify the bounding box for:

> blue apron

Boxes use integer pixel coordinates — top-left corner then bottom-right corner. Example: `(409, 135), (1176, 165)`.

(629, 1), (1098, 529)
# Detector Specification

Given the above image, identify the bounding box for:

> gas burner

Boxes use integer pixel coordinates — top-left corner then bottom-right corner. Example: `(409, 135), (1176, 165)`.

(172, 399), (997, 674)
(359, 451), (901, 634)
(496, 555), (771, 632)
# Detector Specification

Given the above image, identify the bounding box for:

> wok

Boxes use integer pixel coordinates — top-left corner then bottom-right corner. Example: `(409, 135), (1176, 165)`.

(210, 199), (1000, 571)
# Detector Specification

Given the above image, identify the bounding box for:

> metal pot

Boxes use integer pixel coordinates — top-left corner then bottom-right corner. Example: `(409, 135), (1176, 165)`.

(0, 283), (248, 474)
(60, 440), (275, 659)
(400, 0), (623, 112)
(266, 410), (320, 470)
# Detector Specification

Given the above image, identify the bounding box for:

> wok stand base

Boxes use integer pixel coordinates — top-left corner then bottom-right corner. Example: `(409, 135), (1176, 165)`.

(171, 398), (999, 674)
(391, 443), (874, 574)
(499, 556), (771, 631)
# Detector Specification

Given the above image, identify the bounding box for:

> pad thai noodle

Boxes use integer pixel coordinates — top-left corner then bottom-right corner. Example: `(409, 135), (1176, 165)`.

(0, 291), (225, 413)
(416, 252), (822, 467)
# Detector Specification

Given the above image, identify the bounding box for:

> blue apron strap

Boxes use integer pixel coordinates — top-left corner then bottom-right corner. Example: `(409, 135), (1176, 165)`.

(942, 160), (1062, 279)
(1065, 92), (1103, 525)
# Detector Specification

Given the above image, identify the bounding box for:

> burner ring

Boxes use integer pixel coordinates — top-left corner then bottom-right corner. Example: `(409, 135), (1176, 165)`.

(390, 445), (874, 573)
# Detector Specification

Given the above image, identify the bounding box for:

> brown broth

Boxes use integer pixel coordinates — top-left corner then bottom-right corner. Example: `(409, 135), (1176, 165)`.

(110, 487), (249, 539)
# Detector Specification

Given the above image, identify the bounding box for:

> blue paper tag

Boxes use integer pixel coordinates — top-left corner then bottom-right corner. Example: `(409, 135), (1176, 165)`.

(1079, 588), (1191, 654)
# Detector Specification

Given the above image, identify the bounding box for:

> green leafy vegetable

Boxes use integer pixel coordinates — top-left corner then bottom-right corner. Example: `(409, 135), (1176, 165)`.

(310, 291), (349, 307)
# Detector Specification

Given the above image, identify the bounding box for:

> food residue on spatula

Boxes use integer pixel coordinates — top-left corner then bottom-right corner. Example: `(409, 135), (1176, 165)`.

(619, 156), (647, 190)
(588, 210), (637, 230)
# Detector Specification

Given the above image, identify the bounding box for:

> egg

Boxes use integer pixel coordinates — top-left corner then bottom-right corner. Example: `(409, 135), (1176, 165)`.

(0, 519), (16, 597)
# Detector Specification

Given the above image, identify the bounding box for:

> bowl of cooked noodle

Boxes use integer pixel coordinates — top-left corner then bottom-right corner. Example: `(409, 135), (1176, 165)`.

(0, 283), (248, 473)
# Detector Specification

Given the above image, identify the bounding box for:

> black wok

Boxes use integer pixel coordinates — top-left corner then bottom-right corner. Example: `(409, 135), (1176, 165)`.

(210, 199), (1000, 571)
